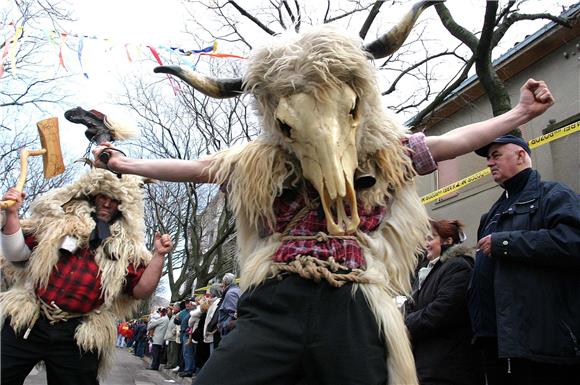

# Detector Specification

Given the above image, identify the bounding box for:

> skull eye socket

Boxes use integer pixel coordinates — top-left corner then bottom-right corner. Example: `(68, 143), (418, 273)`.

(349, 98), (359, 118)
(277, 119), (293, 138)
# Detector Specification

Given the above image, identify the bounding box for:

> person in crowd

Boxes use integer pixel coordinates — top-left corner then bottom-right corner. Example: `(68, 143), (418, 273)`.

(124, 321), (135, 349)
(182, 296), (203, 377)
(159, 306), (173, 367)
(116, 321), (128, 348)
(405, 219), (484, 385)
(0, 169), (172, 385)
(217, 273), (240, 337)
(171, 300), (187, 373)
(177, 299), (196, 377)
(193, 297), (211, 371)
(468, 135), (580, 385)
(147, 307), (169, 370)
(164, 303), (180, 370)
(133, 319), (148, 358)
(203, 283), (223, 353)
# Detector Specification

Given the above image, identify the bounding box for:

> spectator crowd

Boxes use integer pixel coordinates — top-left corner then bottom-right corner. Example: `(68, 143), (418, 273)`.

(114, 273), (241, 378)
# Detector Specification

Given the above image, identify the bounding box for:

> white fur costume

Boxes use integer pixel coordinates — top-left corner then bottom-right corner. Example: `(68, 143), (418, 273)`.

(166, 26), (432, 385)
(0, 169), (151, 379)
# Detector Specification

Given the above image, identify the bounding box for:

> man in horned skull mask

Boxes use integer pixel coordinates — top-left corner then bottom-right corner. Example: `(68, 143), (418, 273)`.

(0, 169), (173, 385)
(91, 13), (554, 385)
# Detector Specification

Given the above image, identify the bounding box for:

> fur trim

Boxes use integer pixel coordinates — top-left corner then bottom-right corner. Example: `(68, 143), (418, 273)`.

(439, 243), (475, 262)
(75, 311), (117, 380)
(104, 114), (139, 141)
(358, 282), (418, 385)
(0, 287), (39, 333)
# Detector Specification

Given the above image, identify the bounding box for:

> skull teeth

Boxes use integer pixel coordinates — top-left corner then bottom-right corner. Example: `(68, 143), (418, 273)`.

(320, 181), (360, 235)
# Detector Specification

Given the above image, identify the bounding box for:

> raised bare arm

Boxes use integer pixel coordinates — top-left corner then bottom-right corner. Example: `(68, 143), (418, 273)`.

(92, 142), (216, 183)
(426, 79), (554, 162)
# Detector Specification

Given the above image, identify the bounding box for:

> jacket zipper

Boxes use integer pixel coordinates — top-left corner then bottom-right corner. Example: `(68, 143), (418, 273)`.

(507, 357), (511, 374)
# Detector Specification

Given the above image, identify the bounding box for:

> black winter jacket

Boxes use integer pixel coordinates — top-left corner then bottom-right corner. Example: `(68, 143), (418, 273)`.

(405, 244), (484, 385)
(476, 170), (580, 364)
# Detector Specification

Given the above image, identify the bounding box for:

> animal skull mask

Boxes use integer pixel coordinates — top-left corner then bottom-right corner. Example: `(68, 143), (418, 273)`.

(275, 84), (360, 234)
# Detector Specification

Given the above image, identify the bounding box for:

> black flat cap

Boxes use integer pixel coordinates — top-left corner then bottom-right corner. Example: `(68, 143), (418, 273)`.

(475, 134), (531, 157)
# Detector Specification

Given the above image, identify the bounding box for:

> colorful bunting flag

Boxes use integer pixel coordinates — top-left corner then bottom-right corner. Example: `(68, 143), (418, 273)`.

(8, 24), (23, 76)
(148, 45), (181, 95)
(77, 36), (88, 78)
(58, 32), (68, 71)
(1, 24), (246, 89)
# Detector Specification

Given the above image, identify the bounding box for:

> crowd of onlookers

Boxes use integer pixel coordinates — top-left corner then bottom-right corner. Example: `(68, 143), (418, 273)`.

(115, 273), (241, 378)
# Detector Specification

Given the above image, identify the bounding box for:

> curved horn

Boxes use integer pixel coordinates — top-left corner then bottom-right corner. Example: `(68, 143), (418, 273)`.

(364, 1), (443, 59)
(154, 65), (243, 99)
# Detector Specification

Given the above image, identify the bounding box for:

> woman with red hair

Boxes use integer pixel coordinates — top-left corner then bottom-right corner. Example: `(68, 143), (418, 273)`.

(405, 219), (484, 385)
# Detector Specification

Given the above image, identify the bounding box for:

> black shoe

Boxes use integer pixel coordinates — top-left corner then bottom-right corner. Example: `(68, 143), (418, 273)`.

(146, 367), (158, 370)
(178, 372), (193, 377)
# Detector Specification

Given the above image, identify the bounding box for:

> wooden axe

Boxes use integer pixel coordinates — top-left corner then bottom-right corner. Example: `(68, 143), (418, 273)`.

(0, 117), (65, 209)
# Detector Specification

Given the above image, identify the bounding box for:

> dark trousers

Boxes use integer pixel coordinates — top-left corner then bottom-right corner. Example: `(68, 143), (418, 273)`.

(166, 340), (179, 368)
(160, 342), (168, 364)
(481, 337), (580, 385)
(133, 338), (146, 357)
(195, 274), (388, 385)
(1, 317), (99, 385)
(150, 344), (162, 370)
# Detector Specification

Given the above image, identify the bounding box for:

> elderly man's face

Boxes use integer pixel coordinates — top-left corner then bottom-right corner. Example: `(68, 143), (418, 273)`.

(485, 143), (527, 185)
(94, 193), (120, 223)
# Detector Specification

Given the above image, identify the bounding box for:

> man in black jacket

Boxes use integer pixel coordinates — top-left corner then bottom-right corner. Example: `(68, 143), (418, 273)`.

(468, 135), (580, 385)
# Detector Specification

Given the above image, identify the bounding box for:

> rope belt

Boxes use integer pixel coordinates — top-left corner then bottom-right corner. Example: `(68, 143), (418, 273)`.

(39, 299), (85, 324)
(21, 300), (86, 340)
(270, 255), (372, 287)
(280, 231), (358, 243)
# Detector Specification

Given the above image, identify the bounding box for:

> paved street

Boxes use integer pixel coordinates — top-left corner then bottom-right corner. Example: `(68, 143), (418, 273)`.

(22, 347), (184, 385)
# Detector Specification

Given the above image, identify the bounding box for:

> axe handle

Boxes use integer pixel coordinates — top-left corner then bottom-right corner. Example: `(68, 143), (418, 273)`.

(0, 148), (47, 209)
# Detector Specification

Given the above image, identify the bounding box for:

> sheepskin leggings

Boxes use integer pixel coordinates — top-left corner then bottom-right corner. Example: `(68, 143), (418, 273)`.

(1, 316), (99, 385)
(194, 274), (388, 385)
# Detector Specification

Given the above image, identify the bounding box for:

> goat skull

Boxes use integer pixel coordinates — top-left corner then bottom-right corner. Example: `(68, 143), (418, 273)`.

(276, 84), (360, 235)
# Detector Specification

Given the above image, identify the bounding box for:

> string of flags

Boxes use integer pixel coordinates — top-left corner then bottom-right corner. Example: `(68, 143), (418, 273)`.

(0, 22), (247, 91)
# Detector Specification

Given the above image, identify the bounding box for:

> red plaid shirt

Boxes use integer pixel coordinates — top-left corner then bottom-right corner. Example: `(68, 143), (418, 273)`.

(404, 132), (437, 176)
(25, 235), (145, 314)
(271, 188), (386, 269)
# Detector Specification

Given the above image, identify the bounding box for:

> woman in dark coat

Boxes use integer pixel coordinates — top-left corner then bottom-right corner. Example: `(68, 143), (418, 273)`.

(405, 219), (484, 385)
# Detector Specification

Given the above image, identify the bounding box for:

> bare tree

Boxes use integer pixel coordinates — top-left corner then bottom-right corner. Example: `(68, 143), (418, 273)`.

(1, 0), (77, 215)
(182, 0), (576, 132)
(406, 1), (575, 130)
(0, 0), (73, 121)
(117, 70), (253, 301)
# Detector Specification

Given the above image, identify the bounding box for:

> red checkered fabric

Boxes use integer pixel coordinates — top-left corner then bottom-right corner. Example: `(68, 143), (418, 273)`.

(404, 132), (438, 176)
(271, 188), (386, 269)
(25, 235), (145, 314)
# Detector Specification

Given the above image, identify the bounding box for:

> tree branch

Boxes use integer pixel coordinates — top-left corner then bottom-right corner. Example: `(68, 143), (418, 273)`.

(435, 2), (479, 53)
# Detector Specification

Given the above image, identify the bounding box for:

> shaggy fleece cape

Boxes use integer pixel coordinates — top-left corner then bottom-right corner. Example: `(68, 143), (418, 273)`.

(0, 169), (151, 379)
(200, 26), (431, 385)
